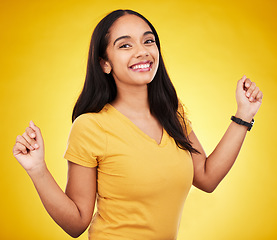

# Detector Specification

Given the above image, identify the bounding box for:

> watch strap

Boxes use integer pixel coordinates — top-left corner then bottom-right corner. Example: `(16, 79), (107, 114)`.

(231, 116), (254, 131)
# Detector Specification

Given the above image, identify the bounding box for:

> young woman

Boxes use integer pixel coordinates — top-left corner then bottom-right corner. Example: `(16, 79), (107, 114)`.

(13, 9), (263, 240)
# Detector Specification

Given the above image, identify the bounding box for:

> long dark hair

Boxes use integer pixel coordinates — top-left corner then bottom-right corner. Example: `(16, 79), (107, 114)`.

(72, 9), (199, 154)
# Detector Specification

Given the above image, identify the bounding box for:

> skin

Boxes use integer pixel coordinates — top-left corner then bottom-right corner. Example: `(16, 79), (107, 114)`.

(13, 14), (263, 237)
(100, 14), (162, 143)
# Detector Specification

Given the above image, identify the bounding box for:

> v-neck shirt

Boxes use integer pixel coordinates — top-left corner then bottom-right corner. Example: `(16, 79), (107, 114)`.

(64, 103), (193, 240)
(107, 103), (166, 146)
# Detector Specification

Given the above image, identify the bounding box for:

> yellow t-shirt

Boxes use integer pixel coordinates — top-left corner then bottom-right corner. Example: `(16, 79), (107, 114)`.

(64, 103), (193, 240)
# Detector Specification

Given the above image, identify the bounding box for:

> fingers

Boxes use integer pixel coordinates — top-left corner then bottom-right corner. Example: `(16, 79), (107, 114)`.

(29, 121), (43, 145)
(22, 131), (37, 150)
(245, 80), (256, 101)
(14, 136), (29, 155)
(237, 75), (247, 90)
(242, 76), (263, 103)
(21, 133), (35, 151)
(256, 90), (263, 103)
(13, 121), (40, 155)
(14, 134), (36, 155)
(26, 124), (36, 139)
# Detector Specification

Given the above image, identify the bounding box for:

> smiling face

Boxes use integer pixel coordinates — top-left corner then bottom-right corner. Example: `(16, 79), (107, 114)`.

(101, 14), (159, 89)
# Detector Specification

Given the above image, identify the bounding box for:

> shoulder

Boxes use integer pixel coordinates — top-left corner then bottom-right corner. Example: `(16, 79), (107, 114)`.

(67, 110), (108, 150)
(72, 113), (100, 131)
(65, 110), (108, 167)
(70, 112), (106, 140)
(72, 104), (112, 129)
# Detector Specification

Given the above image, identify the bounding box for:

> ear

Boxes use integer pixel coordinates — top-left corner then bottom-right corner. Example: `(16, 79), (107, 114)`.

(99, 58), (112, 74)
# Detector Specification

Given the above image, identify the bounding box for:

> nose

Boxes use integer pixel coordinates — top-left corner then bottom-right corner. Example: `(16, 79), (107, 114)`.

(134, 44), (149, 58)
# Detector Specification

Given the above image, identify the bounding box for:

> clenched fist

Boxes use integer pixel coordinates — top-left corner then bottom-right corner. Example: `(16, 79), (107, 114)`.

(235, 75), (263, 122)
(13, 121), (46, 174)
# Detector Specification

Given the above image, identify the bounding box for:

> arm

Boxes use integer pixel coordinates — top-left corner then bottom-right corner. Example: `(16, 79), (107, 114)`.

(190, 75), (263, 193)
(13, 121), (96, 238)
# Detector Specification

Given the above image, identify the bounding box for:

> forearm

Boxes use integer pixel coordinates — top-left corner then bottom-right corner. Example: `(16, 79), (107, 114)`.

(13, 122), (95, 237)
(203, 116), (249, 191)
(192, 76), (262, 192)
(27, 165), (88, 237)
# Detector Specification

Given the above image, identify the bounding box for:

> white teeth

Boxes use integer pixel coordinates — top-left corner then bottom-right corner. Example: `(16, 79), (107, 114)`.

(132, 63), (150, 69)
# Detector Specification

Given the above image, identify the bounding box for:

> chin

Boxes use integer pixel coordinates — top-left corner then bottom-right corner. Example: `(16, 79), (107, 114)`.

(132, 73), (156, 85)
(134, 77), (154, 86)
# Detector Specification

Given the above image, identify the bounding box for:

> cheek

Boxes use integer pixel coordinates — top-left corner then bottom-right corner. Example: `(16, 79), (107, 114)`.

(151, 48), (159, 69)
(111, 54), (130, 69)
(151, 47), (159, 63)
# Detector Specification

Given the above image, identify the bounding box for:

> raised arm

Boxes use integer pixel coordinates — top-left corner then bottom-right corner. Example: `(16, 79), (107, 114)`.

(190, 75), (263, 193)
(13, 121), (96, 238)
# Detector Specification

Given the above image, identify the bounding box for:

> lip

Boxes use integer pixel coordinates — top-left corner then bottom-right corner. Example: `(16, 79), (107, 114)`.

(129, 60), (153, 72)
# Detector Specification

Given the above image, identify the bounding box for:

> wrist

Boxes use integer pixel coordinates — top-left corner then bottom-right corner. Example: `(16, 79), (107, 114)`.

(27, 162), (48, 179)
(231, 115), (254, 131)
(235, 110), (254, 122)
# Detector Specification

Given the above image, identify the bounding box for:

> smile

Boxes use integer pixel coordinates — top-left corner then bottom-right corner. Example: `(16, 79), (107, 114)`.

(132, 63), (150, 69)
(129, 61), (152, 71)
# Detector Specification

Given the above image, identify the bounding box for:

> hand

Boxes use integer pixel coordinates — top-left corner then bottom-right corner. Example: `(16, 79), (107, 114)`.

(235, 75), (263, 121)
(13, 121), (46, 174)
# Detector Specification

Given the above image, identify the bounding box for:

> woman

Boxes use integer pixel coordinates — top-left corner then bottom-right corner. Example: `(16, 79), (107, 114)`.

(13, 9), (263, 240)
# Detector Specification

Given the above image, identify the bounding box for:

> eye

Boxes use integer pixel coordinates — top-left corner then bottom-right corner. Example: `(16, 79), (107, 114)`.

(144, 39), (155, 44)
(119, 43), (131, 49)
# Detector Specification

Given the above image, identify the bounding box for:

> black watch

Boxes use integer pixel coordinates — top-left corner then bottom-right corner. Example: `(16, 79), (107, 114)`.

(231, 116), (254, 131)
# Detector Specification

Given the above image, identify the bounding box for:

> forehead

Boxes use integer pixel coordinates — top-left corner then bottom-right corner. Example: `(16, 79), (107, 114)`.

(108, 14), (152, 40)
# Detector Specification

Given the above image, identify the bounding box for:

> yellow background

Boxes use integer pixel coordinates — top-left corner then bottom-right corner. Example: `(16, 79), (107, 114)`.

(1, 0), (276, 239)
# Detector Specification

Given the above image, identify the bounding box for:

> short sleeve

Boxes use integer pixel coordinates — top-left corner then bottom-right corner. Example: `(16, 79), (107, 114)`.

(177, 100), (192, 136)
(64, 113), (107, 168)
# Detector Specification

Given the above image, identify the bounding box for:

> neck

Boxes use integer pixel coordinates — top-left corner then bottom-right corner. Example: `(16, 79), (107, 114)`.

(111, 85), (151, 117)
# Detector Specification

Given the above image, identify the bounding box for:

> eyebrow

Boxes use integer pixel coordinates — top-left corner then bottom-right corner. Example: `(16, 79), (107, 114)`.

(113, 31), (154, 46)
